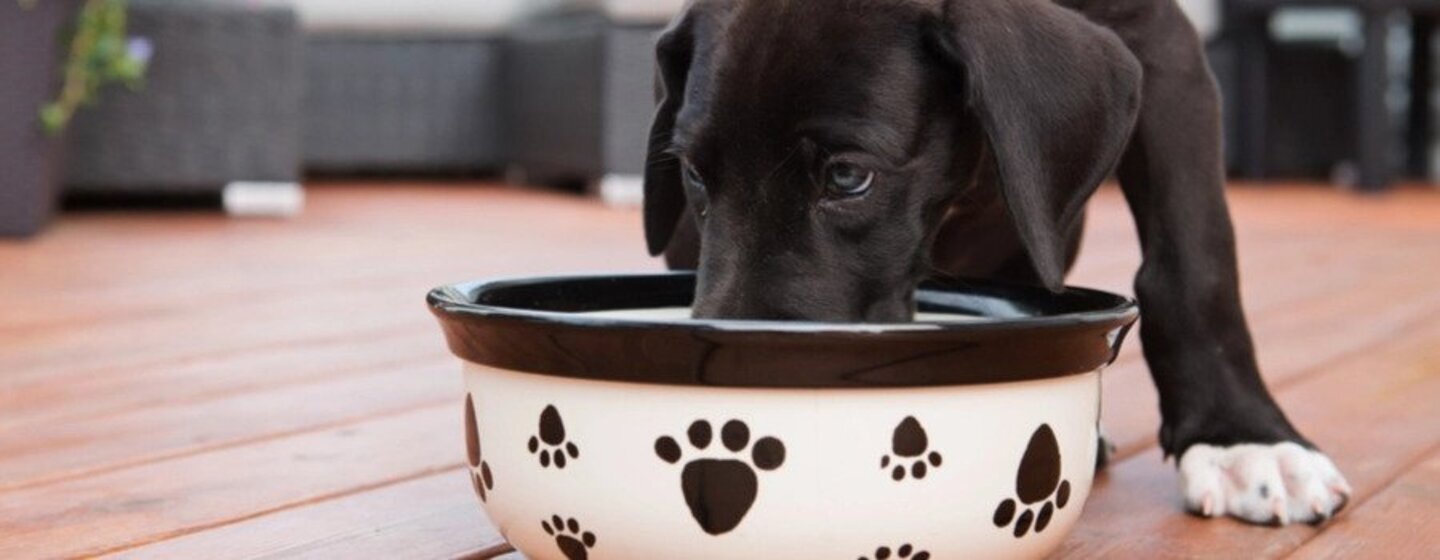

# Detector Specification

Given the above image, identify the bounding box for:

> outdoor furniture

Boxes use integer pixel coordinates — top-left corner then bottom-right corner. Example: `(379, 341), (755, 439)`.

(0, 0), (75, 237)
(503, 1), (681, 203)
(63, 0), (303, 197)
(293, 0), (521, 173)
(302, 37), (502, 173)
(1226, 0), (1440, 190)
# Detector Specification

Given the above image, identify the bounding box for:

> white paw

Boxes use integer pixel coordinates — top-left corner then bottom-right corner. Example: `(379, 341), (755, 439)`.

(1178, 442), (1351, 526)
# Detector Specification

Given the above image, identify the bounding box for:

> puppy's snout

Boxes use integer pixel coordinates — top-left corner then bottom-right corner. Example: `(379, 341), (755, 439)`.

(691, 267), (808, 321)
(692, 270), (760, 319)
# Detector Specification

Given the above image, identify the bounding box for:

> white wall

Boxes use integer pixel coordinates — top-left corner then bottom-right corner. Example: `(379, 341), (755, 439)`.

(294, 0), (1221, 38)
(1177, 0), (1221, 39)
(292, 0), (528, 33)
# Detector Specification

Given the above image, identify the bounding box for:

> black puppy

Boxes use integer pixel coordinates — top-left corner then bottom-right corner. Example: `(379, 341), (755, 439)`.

(642, 0), (1350, 525)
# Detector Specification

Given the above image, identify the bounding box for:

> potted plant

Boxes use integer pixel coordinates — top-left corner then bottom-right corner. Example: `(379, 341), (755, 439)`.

(1, 0), (148, 238)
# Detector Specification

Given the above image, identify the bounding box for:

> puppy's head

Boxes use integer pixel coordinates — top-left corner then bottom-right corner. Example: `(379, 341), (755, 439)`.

(644, 0), (1142, 322)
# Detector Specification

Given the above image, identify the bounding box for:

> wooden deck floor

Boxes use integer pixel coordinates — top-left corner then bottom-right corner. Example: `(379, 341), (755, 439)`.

(1, 182), (1437, 559)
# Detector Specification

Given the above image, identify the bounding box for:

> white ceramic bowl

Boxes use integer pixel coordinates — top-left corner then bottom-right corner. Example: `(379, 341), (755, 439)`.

(429, 273), (1137, 560)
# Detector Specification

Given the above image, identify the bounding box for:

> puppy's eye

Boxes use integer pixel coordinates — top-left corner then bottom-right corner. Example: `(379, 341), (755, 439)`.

(680, 160), (709, 218)
(825, 162), (874, 197)
(682, 161), (705, 190)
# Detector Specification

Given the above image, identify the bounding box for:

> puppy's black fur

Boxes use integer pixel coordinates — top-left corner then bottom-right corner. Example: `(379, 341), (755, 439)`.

(643, 0), (1310, 489)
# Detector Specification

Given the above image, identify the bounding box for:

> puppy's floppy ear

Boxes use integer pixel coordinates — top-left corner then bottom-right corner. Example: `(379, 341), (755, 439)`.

(644, 8), (703, 257)
(930, 0), (1142, 291)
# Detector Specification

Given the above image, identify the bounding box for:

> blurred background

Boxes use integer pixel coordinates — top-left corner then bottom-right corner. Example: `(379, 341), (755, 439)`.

(1, 0), (1438, 233)
(4, 2), (1440, 557)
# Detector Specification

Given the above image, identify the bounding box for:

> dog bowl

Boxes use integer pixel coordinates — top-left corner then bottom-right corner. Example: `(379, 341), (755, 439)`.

(429, 273), (1137, 560)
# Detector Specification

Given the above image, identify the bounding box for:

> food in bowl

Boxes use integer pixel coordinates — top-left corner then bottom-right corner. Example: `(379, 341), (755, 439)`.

(429, 273), (1137, 560)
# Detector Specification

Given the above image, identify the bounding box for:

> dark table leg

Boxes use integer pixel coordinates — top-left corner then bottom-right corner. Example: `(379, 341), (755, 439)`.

(1234, 11), (1271, 180)
(1358, 10), (1392, 191)
(1408, 13), (1434, 179)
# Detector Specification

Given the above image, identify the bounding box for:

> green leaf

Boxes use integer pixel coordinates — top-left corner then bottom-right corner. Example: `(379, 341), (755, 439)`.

(39, 104), (68, 136)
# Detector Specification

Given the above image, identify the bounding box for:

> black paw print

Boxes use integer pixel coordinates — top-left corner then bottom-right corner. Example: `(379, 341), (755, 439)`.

(528, 405), (579, 469)
(993, 424), (1071, 538)
(655, 419), (786, 535)
(541, 515), (596, 560)
(881, 416), (943, 481)
(860, 543), (931, 560)
(463, 394), (494, 502)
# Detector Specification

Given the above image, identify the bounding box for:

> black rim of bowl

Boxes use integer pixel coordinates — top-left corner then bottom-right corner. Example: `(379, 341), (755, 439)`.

(428, 272), (1138, 388)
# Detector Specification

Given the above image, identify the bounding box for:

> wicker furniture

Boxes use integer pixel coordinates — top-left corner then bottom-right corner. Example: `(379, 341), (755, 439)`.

(62, 0), (302, 195)
(502, 9), (667, 203)
(1226, 0), (1440, 190)
(292, 0), (520, 173)
(302, 36), (502, 173)
(0, 0), (77, 237)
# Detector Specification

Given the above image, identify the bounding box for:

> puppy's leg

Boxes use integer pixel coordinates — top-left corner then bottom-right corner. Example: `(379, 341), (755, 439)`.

(1108, 5), (1350, 525)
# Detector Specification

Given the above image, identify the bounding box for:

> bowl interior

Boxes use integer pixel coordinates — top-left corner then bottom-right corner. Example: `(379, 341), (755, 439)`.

(578, 307), (988, 323)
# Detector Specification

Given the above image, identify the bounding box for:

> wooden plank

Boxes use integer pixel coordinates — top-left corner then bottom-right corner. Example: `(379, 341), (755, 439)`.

(1053, 315), (1440, 558)
(0, 329), (440, 430)
(0, 265), (443, 334)
(0, 238), (634, 335)
(0, 359), (456, 490)
(108, 471), (508, 560)
(1287, 446), (1440, 559)
(0, 406), (461, 559)
(1224, 186), (1440, 234)
(0, 282), (433, 386)
(0, 185), (652, 326)
(0, 188), (659, 396)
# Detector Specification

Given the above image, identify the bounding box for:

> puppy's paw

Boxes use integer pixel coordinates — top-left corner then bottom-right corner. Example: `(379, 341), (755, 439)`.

(1179, 442), (1350, 526)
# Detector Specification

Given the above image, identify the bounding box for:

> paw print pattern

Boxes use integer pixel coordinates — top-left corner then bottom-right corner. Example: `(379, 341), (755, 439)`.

(655, 419), (786, 535)
(881, 416), (943, 481)
(859, 543), (931, 560)
(528, 405), (579, 469)
(463, 394), (494, 502)
(993, 424), (1072, 538)
(541, 515), (596, 560)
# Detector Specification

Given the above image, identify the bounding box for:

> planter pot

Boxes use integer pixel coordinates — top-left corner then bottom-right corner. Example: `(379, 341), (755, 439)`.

(0, 0), (79, 238)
